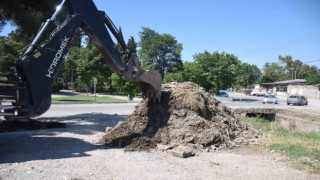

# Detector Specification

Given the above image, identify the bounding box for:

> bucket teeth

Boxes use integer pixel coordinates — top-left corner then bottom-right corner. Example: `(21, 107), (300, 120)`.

(142, 88), (161, 102)
(131, 69), (162, 102)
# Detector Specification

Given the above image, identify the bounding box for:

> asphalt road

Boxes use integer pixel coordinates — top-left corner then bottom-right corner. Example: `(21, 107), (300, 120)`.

(42, 92), (320, 118)
(40, 103), (138, 117)
(217, 92), (320, 110)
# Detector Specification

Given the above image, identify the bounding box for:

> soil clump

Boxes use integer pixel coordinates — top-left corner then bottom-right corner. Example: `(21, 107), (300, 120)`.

(102, 82), (260, 152)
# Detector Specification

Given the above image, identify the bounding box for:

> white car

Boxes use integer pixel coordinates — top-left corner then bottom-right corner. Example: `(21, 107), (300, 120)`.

(262, 94), (278, 104)
(286, 95), (308, 106)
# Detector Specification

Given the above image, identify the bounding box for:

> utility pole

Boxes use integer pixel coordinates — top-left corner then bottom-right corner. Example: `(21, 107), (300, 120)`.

(294, 66), (300, 79)
(290, 68), (295, 80)
(70, 69), (76, 91)
(93, 77), (97, 101)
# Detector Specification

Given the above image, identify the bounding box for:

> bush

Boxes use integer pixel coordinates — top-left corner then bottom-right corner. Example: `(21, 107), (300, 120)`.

(52, 80), (63, 93)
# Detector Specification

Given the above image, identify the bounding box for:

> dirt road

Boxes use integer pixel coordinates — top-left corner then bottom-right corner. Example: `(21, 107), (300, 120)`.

(1, 110), (319, 180)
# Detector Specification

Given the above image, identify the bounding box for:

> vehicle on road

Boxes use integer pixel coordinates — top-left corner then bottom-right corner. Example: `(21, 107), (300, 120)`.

(214, 90), (231, 102)
(247, 84), (269, 96)
(286, 95), (308, 106)
(217, 90), (229, 97)
(262, 94), (278, 104)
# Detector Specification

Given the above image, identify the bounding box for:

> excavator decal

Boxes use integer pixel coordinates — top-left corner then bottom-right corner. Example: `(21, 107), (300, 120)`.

(46, 36), (71, 78)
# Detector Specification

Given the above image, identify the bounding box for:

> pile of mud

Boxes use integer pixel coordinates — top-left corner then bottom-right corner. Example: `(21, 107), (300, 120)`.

(102, 82), (260, 152)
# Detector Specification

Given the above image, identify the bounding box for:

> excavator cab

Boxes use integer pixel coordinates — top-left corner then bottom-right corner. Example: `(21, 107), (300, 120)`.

(0, 0), (162, 120)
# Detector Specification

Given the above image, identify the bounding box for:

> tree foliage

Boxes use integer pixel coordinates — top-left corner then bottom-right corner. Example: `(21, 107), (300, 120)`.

(61, 38), (113, 92)
(110, 36), (139, 97)
(164, 51), (247, 93)
(0, 32), (27, 73)
(278, 55), (303, 80)
(235, 63), (261, 87)
(259, 55), (320, 84)
(258, 62), (285, 83)
(299, 65), (320, 84)
(110, 72), (139, 98)
(193, 51), (241, 92)
(139, 27), (183, 78)
(163, 72), (184, 83)
(0, 0), (60, 37)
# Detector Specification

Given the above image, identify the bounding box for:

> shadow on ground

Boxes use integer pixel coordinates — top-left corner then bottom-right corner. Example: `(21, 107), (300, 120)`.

(37, 113), (126, 135)
(0, 113), (125, 163)
(52, 91), (82, 96)
(231, 98), (260, 102)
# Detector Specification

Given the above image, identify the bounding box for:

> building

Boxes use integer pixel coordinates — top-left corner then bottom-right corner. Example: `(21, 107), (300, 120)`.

(261, 79), (320, 99)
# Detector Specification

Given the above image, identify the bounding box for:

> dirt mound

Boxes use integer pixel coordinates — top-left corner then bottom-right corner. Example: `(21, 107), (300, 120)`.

(102, 82), (260, 152)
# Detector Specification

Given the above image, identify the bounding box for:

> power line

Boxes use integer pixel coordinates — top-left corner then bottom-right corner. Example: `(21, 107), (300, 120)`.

(303, 59), (320, 64)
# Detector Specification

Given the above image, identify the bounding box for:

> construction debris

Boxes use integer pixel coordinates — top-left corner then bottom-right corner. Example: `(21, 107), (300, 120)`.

(102, 82), (260, 155)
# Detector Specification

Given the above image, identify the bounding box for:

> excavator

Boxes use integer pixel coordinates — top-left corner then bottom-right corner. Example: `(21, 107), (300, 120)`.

(0, 0), (162, 121)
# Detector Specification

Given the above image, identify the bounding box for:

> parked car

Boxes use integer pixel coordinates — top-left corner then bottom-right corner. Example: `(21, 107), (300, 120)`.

(286, 95), (308, 106)
(262, 94), (278, 104)
(217, 90), (229, 97)
(214, 90), (231, 102)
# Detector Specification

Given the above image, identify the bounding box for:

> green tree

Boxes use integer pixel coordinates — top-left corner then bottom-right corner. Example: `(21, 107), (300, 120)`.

(299, 65), (320, 84)
(0, 0), (61, 37)
(73, 39), (114, 92)
(0, 32), (27, 73)
(278, 55), (303, 80)
(182, 61), (207, 86)
(235, 63), (261, 87)
(163, 61), (206, 86)
(192, 51), (240, 92)
(58, 47), (82, 89)
(76, 53), (94, 93)
(110, 72), (139, 99)
(139, 27), (183, 78)
(258, 62), (285, 83)
(127, 36), (137, 54)
(0, 13), (5, 32)
(163, 72), (184, 83)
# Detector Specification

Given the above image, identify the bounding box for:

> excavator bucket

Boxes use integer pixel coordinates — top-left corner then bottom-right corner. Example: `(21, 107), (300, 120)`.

(134, 69), (162, 102)
(122, 54), (162, 102)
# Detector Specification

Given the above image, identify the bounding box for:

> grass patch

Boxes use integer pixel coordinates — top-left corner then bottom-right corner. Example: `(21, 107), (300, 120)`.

(282, 110), (320, 123)
(52, 95), (125, 103)
(245, 117), (320, 174)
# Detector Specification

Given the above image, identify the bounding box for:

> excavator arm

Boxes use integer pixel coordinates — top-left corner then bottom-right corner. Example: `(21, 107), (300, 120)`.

(1, 0), (161, 119)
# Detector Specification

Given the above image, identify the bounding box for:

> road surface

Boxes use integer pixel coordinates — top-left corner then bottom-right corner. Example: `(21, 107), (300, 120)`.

(216, 92), (320, 110)
(1, 101), (319, 179)
(40, 103), (138, 117)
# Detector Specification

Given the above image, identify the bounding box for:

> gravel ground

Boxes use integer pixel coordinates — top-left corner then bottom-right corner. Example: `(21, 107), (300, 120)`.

(1, 113), (319, 180)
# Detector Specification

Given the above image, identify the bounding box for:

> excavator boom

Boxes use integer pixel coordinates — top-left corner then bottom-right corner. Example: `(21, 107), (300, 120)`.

(0, 0), (161, 119)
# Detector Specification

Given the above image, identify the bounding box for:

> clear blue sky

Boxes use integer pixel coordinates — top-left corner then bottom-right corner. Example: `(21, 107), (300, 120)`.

(1, 0), (320, 69)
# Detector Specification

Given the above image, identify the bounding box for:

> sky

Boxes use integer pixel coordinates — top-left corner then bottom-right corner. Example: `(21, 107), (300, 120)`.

(1, 0), (320, 69)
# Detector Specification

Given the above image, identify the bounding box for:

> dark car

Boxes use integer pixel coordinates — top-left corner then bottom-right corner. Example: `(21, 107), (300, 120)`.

(217, 90), (229, 97)
(286, 95), (308, 106)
